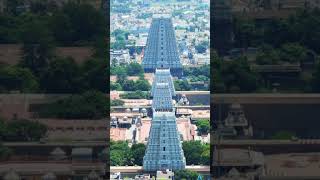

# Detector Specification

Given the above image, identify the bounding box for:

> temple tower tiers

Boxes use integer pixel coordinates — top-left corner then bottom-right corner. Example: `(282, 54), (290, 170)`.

(142, 15), (182, 77)
(151, 69), (176, 97)
(143, 69), (186, 171)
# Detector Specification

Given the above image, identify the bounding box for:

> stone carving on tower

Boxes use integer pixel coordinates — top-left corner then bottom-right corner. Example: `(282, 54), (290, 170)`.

(151, 69), (176, 97)
(143, 69), (186, 171)
(142, 14), (183, 77)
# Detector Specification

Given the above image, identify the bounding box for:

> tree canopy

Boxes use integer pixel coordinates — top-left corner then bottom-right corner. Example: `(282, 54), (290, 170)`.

(174, 169), (202, 180)
(38, 91), (108, 119)
(195, 119), (210, 135)
(110, 141), (146, 166)
(212, 55), (260, 93)
(0, 118), (47, 142)
(182, 141), (210, 165)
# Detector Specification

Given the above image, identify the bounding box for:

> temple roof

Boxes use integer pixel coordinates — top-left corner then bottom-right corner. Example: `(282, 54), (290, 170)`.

(142, 17), (182, 73)
(151, 68), (175, 97)
(152, 82), (174, 112)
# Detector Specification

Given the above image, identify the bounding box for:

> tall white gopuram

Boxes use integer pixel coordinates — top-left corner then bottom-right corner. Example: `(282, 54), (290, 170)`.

(143, 69), (186, 171)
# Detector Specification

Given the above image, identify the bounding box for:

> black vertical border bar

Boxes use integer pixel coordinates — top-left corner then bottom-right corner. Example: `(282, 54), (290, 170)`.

(105, 0), (111, 178)
(210, 0), (214, 179)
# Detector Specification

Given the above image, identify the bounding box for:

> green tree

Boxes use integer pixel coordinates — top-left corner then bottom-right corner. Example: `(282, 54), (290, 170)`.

(40, 57), (81, 93)
(200, 143), (210, 165)
(29, 0), (53, 15)
(0, 15), (20, 43)
(271, 131), (295, 140)
(312, 62), (320, 92)
(0, 65), (39, 93)
(182, 141), (203, 165)
(182, 141), (209, 165)
(174, 79), (191, 91)
(4, 119), (47, 141)
(20, 16), (55, 75)
(6, 0), (24, 15)
(255, 44), (280, 65)
(110, 141), (132, 166)
(195, 41), (208, 54)
(196, 119), (210, 135)
(39, 91), (108, 119)
(93, 36), (108, 59)
(122, 80), (136, 91)
(0, 119), (7, 140)
(233, 17), (262, 48)
(279, 43), (308, 63)
(134, 79), (151, 91)
(112, 40), (126, 50)
(81, 58), (108, 93)
(0, 145), (12, 161)
(111, 99), (125, 106)
(50, 12), (75, 46)
(131, 143), (146, 166)
(126, 62), (143, 76)
(174, 169), (201, 180)
(220, 56), (259, 92)
(111, 82), (122, 91)
(60, 2), (106, 45)
(111, 66), (127, 81)
(211, 50), (226, 92)
(121, 90), (149, 99)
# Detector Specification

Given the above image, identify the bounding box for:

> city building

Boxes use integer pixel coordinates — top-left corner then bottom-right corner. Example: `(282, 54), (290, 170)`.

(156, 169), (174, 180)
(110, 49), (131, 65)
(142, 15), (183, 76)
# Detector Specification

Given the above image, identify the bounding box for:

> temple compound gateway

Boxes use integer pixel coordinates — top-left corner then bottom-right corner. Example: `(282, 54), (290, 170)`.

(142, 14), (183, 77)
(143, 68), (186, 171)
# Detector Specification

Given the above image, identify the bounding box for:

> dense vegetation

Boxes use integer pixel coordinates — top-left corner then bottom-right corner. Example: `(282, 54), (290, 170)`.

(111, 29), (130, 50)
(214, 8), (320, 93)
(111, 99), (125, 106)
(234, 9), (320, 53)
(1, 1), (105, 45)
(110, 140), (210, 166)
(195, 119), (210, 135)
(110, 63), (151, 91)
(0, 118), (47, 141)
(120, 90), (149, 99)
(38, 91), (108, 119)
(172, 66), (211, 91)
(212, 52), (260, 93)
(0, 144), (12, 161)
(0, 56), (107, 93)
(110, 141), (146, 166)
(174, 169), (202, 180)
(195, 41), (209, 54)
(111, 62), (144, 76)
(0, 2), (107, 93)
(182, 141), (210, 165)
